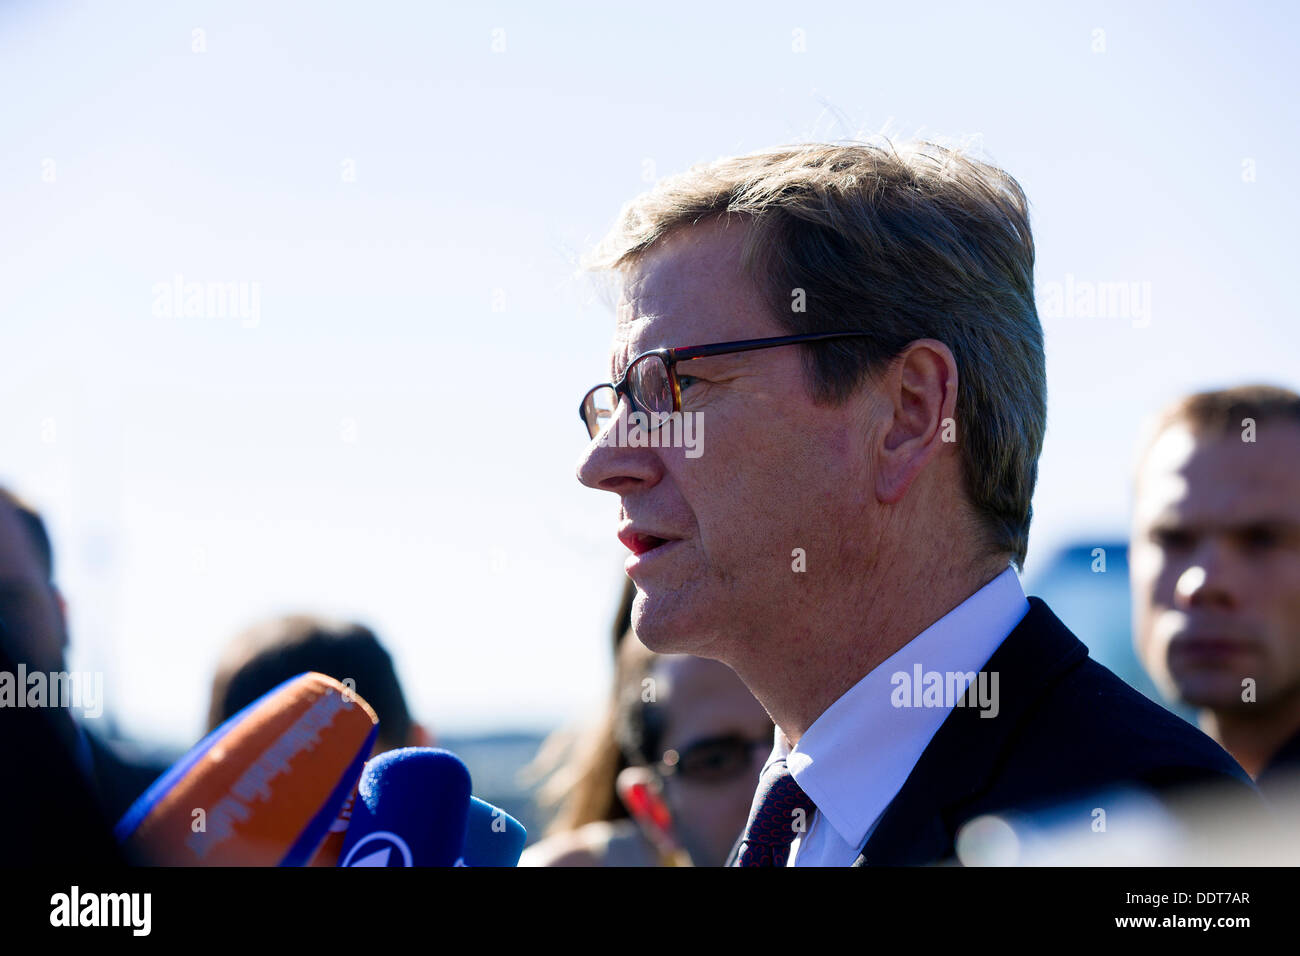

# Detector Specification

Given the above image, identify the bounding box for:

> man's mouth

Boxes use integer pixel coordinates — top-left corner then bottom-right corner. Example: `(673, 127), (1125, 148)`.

(1169, 634), (1256, 666)
(618, 528), (676, 556)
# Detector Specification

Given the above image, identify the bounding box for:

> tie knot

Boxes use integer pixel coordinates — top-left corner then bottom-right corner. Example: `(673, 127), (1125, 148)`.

(734, 759), (817, 865)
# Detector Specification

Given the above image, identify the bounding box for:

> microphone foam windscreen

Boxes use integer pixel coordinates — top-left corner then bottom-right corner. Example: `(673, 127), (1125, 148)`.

(338, 747), (472, 867)
(115, 672), (378, 865)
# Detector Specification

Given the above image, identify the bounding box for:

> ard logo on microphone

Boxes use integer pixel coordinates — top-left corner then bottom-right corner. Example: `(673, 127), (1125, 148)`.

(340, 831), (414, 867)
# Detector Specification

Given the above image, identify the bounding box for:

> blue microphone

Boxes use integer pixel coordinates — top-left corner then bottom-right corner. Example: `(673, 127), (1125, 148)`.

(338, 748), (472, 867)
(462, 797), (527, 867)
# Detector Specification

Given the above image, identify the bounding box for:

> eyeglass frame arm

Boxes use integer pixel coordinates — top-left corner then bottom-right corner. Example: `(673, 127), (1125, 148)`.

(578, 330), (875, 427)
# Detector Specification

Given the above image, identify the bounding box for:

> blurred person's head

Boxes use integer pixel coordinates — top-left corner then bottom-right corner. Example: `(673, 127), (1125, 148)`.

(0, 489), (68, 673)
(527, 578), (639, 842)
(612, 634), (772, 866)
(1131, 385), (1300, 776)
(208, 614), (429, 756)
(525, 574), (772, 867)
(576, 141), (1043, 735)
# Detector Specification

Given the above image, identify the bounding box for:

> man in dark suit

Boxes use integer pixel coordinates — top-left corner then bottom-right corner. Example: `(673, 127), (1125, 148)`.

(574, 140), (1254, 866)
(849, 598), (1254, 865)
(0, 489), (170, 826)
(0, 491), (124, 865)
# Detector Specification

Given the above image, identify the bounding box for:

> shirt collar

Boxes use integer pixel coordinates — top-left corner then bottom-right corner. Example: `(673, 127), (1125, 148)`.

(774, 566), (1029, 853)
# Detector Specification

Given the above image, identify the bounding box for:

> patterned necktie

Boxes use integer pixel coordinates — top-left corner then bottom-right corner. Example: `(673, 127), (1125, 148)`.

(734, 758), (817, 867)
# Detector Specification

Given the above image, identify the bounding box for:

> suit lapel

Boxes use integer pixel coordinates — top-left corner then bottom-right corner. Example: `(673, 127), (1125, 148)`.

(852, 598), (1087, 865)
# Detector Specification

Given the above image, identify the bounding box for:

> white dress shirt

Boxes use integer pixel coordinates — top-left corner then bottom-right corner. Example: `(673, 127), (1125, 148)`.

(759, 566), (1030, 866)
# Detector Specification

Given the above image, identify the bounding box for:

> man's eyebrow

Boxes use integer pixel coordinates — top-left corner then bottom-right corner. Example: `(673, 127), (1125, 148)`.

(1150, 516), (1300, 535)
(1230, 518), (1300, 535)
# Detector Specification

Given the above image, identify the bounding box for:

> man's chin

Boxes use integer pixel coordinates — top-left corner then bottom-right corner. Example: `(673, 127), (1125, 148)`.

(1171, 674), (1256, 712)
(629, 618), (704, 657)
(630, 589), (720, 657)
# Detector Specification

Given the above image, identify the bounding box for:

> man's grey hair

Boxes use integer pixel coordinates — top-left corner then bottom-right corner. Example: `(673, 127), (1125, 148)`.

(585, 140), (1046, 567)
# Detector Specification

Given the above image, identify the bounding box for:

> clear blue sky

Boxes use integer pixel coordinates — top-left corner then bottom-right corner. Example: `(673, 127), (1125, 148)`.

(2, 0), (1296, 746)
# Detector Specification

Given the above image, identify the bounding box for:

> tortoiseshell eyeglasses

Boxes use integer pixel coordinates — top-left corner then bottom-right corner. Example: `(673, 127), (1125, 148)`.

(578, 331), (875, 439)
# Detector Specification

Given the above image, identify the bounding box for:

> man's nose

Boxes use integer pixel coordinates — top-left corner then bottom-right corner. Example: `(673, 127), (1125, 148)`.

(1173, 539), (1240, 612)
(575, 399), (664, 494)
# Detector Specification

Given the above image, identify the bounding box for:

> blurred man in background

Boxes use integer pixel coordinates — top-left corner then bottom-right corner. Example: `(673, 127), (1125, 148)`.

(0, 490), (124, 863)
(1132, 385), (1300, 792)
(0, 488), (168, 822)
(0, 488), (67, 676)
(208, 613), (431, 757)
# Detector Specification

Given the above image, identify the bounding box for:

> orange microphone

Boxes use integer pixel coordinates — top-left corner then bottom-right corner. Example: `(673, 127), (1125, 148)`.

(114, 672), (378, 865)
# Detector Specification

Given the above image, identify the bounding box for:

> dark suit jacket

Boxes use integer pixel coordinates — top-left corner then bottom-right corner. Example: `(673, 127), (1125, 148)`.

(0, 638), (125, 865)
(728, 597), (1257, 866)
(1256, 727), (1300, 796)
(83, 728), (172, 825)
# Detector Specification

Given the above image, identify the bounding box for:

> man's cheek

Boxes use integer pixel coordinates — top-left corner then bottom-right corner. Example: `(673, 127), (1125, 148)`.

(1139, 616), (1173, 672)
(677, 789), (731, 828)
(1130, 540), (1165, 587)
(1149, 561), (1186, 608)
(1261, 557), (1300, 605)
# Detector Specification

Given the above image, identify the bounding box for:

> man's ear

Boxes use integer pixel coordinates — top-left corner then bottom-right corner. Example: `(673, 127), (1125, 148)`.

(615, 766), (684, 860)
(406, 722), (433, 748)
(875, 338), (959, 505)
